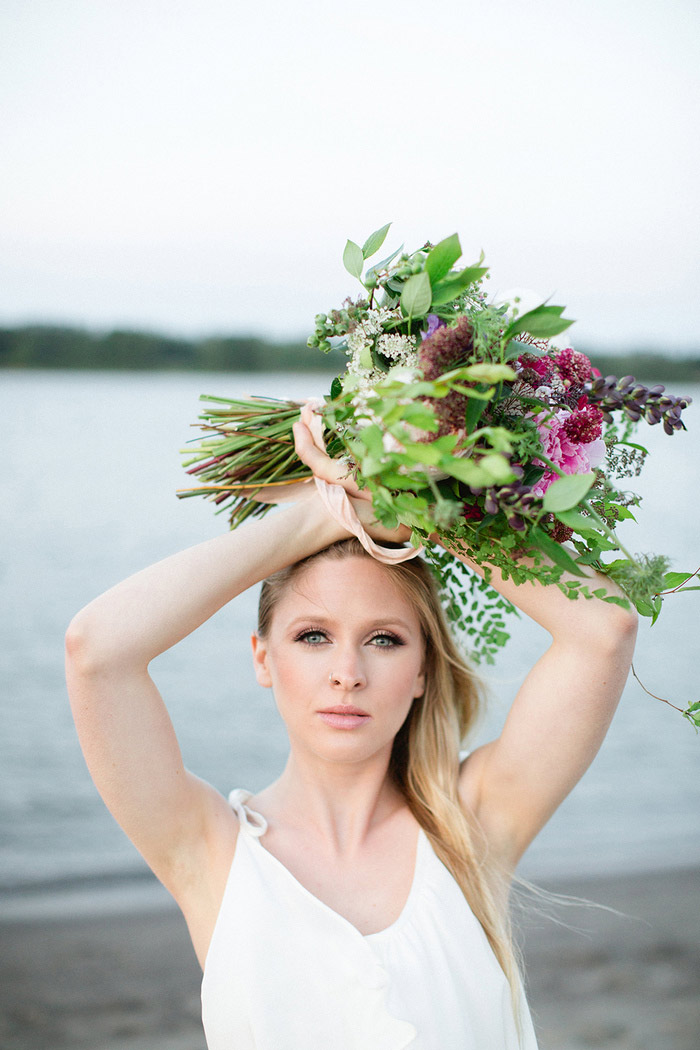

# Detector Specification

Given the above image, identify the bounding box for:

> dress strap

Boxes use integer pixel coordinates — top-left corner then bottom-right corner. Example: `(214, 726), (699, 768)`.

(228, 789), (268, 837)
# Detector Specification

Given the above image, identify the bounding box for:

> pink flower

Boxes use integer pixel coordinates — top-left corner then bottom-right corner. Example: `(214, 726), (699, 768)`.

(563, 404), (604, 444)
(554, 347), (594, 386)
(531, 410), (606, 497)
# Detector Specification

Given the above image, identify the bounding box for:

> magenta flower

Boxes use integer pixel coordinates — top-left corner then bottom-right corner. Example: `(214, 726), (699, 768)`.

(532, 410), (606, 497)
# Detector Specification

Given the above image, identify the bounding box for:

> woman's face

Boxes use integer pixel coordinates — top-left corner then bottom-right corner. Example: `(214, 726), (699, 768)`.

(251, 556), (426, 767)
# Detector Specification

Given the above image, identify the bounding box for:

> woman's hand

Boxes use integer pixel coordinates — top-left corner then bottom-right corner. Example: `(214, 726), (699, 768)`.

(292, 417), (369, 499)
(293, 417), (412, 544)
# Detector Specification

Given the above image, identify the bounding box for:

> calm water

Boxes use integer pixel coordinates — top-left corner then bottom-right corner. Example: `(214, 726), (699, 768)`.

(1, 370), (699, 893)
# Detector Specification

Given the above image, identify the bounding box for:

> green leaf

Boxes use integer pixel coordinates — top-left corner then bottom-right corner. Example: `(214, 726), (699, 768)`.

(425, 233), (462, 285)
(554, 507), (599, 532)
(343, 239), (364, 280)
(358, 424), (385, 457)
(615, 440), (649, 455)
(465, 397), (487, 432)
(504, 338), (548, 361)
(456, 363), (517, 383)
(400, 403), (439, 431)
(504, 303), (574, 341)
(529, 526), (588, 576)
(365, 244), (403, 284)
(375, 471), (425, 490)
(603, 595), (632, 609)
(542, 473), (596, 512)
(362, 222), (392, 260)
(662, 571), (696, 589)
(479, 454), (516, 484)
(400, 442), (443, 465)
(400, 271), (432, 318)
(430, 265), (489, 306)
(439, 455), (487, 485)
(650, 594), (663, 626)
(330, 377), (342, 400)
(450, 384), (497, 401)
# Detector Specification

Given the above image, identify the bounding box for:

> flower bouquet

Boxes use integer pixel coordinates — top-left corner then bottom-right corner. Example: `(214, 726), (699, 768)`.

(179, 225), (698, 724)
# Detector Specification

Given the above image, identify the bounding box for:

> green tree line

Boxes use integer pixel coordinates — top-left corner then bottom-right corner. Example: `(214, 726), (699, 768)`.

(1, 324), (699, 382)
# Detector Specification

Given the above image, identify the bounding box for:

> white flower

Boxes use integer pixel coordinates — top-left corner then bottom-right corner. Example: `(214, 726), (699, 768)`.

(385, 364), (420, 384)
(375, 333), (418, 363)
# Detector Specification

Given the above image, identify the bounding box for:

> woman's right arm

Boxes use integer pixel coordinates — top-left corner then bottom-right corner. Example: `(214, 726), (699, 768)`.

(65, 494), (347, 896)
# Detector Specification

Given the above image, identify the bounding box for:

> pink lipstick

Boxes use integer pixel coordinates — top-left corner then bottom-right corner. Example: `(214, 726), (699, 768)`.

(317, 705), (370, 729)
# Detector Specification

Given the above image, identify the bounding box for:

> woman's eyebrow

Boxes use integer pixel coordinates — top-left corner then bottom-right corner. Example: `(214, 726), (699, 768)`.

(286, 615), (416, 631)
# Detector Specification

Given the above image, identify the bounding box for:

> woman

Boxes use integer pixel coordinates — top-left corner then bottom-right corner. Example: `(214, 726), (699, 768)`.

(65, 418), (638, 1049)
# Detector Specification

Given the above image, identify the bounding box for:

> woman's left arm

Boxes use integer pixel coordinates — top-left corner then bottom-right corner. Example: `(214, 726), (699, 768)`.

(453, 548), (638, 871)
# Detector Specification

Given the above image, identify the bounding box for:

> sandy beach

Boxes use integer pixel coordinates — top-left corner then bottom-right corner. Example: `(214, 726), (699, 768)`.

(1, 865), (698, 1050)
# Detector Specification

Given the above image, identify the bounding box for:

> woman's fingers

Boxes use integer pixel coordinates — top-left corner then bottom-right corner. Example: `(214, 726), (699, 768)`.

(292, 419), (366, 499)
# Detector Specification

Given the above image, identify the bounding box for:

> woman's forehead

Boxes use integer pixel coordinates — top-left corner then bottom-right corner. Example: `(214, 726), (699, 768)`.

(274, 556), (419, 621)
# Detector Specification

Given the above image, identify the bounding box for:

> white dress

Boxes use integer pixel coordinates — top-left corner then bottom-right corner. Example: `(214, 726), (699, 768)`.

(201, 789), (539, 1050)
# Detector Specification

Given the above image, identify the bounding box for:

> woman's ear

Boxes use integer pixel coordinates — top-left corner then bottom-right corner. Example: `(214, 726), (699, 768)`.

(413, 669), (426, 699)
(250, 632), (272, 688)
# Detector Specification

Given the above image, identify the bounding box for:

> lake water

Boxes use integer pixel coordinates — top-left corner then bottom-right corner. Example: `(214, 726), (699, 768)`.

(1, 369), (699, 899)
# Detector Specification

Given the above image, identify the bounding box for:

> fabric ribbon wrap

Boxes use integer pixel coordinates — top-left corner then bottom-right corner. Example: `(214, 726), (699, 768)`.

(244, 399), (422, 565)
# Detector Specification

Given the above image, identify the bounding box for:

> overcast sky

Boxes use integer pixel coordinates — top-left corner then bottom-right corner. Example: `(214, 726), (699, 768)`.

(2, 0), (699, 351)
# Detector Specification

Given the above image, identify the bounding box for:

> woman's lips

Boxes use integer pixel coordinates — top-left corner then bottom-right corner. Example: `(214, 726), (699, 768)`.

(317, 707), (371, 729)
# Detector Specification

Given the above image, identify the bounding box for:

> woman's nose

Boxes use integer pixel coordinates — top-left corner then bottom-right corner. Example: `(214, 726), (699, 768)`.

(329, 664), (366, 690)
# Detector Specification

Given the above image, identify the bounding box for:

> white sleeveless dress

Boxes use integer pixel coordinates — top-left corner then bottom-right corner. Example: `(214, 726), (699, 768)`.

(201, 789), (539, 1050)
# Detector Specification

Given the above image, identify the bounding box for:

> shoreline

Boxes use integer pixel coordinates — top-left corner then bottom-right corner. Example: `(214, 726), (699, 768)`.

(1, 865), (698, 1050)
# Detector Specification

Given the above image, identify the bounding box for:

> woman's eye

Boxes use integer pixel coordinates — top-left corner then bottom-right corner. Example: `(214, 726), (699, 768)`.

(369, 633), (401, 647)
(298, 631), (327, 645)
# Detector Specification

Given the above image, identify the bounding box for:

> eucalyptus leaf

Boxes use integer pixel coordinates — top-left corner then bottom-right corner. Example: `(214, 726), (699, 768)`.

(362, 222), (392, 260)
(400, 271), (432, 318)
(542, 473), (596, 512)
(343, 239), (364, 280)
(425, 233), (462, 285)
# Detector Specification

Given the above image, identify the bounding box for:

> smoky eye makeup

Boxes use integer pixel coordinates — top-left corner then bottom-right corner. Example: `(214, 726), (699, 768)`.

(292, 627), (329, 644)
(367, 630), (405, 647)
(291, 626), (407, 647)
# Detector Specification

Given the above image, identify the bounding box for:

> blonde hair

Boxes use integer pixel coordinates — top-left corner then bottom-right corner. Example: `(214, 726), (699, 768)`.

(257, 538), (522, 1021)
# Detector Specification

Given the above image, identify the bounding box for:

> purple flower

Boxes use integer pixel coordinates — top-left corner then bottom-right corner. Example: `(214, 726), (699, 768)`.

(423, 314), (445, 340)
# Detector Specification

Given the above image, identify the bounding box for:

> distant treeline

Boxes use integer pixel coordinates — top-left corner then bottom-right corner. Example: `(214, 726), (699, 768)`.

(1, 324), (699, 383)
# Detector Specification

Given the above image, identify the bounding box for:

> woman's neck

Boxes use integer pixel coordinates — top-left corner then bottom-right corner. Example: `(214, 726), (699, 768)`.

(257, 751), (408, 855)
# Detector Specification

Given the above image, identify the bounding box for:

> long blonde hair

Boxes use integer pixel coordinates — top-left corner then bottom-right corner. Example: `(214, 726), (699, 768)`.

(257, 538), (521, 1017)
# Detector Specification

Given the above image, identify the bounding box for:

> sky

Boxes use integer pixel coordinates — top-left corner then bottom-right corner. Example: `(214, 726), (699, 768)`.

(1, 0), (699, 351)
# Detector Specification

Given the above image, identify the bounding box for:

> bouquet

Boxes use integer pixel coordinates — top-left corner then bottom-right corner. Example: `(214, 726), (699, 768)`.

(179, 225), (698, 726)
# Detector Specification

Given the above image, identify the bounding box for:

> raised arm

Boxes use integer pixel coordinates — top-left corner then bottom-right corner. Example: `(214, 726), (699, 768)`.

(453, 547), (638, 871)
(65, 494), (347, 895)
